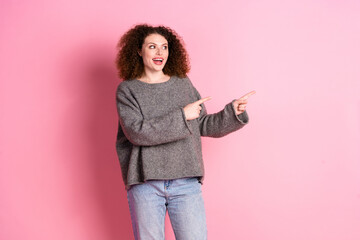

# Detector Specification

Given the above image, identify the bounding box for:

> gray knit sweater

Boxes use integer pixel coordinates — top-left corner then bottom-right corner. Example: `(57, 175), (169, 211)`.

(116, 75), (249, 189)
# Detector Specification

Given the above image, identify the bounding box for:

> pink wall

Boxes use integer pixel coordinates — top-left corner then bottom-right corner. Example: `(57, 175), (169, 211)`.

(1, 0), (359, 239)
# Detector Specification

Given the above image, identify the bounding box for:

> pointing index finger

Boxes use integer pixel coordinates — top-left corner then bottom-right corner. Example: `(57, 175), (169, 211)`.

(195, 96), (212, 105)
(239, 90), (256, 100)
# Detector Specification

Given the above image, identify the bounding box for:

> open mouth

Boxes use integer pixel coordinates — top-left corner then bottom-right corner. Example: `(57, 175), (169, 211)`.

(152, 58), (164, 65)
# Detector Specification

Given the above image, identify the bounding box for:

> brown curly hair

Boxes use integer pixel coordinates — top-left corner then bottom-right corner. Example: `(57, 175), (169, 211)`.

(116, 24), (190, 80)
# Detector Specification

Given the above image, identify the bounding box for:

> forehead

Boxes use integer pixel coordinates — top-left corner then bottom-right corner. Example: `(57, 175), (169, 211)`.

(144, 33), (168, 45)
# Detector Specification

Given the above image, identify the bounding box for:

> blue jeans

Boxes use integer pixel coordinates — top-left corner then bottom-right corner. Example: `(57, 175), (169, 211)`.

(127, 177), (207, 240)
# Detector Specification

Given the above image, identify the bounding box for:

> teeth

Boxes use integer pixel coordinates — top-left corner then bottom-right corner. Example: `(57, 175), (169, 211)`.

(153, 59), (163, 61)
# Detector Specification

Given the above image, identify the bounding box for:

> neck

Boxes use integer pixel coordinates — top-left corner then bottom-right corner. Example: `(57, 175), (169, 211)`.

(139, 70), (169, 84)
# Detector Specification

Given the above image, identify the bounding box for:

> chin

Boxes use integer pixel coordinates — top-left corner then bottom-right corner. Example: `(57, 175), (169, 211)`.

(153, 67), (165, 71)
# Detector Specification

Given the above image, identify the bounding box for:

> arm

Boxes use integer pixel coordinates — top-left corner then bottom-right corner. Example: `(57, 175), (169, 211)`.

(193, 88), (249, 138)
(116, 86), (192, 146)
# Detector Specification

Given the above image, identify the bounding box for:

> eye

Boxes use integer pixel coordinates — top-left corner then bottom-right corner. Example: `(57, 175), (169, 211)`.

(163, 46), (168, 50)
(149, 45), (155, 49)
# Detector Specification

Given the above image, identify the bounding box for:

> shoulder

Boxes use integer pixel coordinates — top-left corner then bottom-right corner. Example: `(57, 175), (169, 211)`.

(176, 75), (199, 91)
(116, 79), (139, 93)
(173, 75), (195, 88)
(177, 75), (191, 82)
(172, 75), (202, 100)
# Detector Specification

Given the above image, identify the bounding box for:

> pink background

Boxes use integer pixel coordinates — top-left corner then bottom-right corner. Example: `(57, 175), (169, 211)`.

(1, 0), (360, 239)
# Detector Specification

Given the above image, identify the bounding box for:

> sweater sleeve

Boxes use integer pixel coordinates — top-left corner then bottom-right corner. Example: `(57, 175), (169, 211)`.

(193, 87), (249, 138)
(116, 84), (192, 146)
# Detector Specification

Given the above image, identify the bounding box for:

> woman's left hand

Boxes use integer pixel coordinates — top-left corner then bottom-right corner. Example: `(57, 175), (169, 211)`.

(233, 91), (256, 115)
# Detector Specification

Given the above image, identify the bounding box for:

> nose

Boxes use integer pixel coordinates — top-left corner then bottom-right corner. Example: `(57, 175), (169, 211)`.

(156, 47), (162, 55)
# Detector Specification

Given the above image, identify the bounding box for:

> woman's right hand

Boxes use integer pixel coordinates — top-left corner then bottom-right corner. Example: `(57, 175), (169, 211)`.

(183, 97), (211, 120)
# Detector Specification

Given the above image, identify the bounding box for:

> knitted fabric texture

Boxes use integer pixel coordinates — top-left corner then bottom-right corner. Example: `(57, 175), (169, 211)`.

(116, 76), (249, 189)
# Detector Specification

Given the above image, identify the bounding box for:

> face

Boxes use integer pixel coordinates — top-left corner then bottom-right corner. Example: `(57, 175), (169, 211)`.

(139, 33), (169, 74)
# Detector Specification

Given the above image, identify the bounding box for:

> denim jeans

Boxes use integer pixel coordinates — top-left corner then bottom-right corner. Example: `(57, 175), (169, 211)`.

(126, 177), (207, 240)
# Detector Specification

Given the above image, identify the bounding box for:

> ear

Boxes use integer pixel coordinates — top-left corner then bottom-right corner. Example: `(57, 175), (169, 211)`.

(138, 51), (142, 57)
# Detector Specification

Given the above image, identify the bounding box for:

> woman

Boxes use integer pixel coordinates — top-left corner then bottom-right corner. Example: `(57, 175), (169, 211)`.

(115, 24), (255, 240)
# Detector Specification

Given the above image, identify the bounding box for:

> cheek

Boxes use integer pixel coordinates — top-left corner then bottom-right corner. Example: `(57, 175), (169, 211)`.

(142, 49), (152, 58)
(143, 53), (153, 63)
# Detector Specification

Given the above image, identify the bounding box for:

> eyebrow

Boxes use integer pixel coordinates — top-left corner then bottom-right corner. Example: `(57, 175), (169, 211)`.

(146, 42), (168, 45)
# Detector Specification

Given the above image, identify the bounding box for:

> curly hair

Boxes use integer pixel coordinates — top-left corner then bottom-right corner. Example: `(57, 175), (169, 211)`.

(116, 24), (190, 80)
